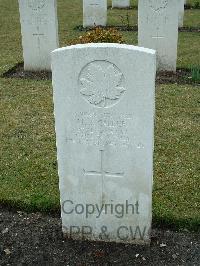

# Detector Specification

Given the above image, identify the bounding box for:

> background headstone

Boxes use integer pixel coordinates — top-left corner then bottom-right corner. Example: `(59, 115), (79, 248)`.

(178, 0), (185, 27)
(18, 0), (59, 71)
(52, 43), (156, 244)
(112, 0), (130, 8)
(83, 0), (107, 28)
(138, 0), (179, 71)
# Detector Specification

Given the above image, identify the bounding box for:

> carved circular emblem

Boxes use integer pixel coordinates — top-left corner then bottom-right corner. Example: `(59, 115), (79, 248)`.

(149, 0), (168, 12)
(79, 61), (126, 108)
(28, 0), (46, 10)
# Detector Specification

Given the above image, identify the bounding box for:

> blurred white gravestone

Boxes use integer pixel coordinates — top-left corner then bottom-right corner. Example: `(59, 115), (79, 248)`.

(178, 0), (185, 27)
(52, 43), (156, 244)
(83, 0), (107, 28)
(112, 0), (130, 8)
(18, 0), (59, 71)
(138, 0), (179, 71)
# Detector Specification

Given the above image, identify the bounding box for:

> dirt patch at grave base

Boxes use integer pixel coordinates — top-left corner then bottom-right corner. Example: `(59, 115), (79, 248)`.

(2, 63), (52, 81)
(0, 206), (199, 266)
(108, 5), (200, 10)
(2, 63), (200, 85)
(74, 25), (200, 33)
(156, 68), (200, 85)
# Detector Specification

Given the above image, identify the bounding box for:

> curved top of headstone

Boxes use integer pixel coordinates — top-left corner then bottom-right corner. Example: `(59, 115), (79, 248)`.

(51, 43), (156, 56)
(51, 43), (156, 109)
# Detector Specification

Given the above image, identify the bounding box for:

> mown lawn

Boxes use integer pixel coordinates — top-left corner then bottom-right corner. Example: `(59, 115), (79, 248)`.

(0, 0), (200, 231)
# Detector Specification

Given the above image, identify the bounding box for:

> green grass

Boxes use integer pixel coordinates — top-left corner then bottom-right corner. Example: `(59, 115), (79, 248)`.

(190, 65), (200, 82)
(0, 0), (200, 231)
(154, 84), (200, 230)
(0, 78), (58, 211)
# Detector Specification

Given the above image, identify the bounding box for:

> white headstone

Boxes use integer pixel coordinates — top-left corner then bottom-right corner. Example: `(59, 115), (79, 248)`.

(178, 0), (185, 27)
(52, 43), (156, 244)
(18, 0), (59, 71)
(138, 0), (179, 71)
(83, 0), (107, 28)
(112, 0), (130, 8)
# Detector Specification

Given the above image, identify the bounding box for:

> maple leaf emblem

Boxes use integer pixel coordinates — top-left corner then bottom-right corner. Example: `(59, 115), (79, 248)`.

(28, 0), (45, 10)
(80, 61), (125, 108)
(149, 0), (168, 12)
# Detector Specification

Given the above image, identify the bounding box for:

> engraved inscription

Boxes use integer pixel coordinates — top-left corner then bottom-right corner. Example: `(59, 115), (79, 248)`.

(146, 13), (168, 25)
(28, 0), (46, 11)
(79, 61), (126, 108)
(27, 14), (48, 25)
(67, 112), (133, 148)
(149, 0), (168, 13)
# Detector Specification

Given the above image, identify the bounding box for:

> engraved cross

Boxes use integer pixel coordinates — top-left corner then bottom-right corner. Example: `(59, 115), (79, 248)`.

(33, 27), (44, 50)
(151, 27), (164, 39)
(83, 149), (124, 195)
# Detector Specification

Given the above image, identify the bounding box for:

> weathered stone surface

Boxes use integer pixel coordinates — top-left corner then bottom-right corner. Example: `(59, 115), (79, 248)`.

(138, 0), (179, 71)
(18, 0), (59, 71)
(83, 0), (107, 28)
(112, 0), (130, 8)
(52, 43), (156, 244)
